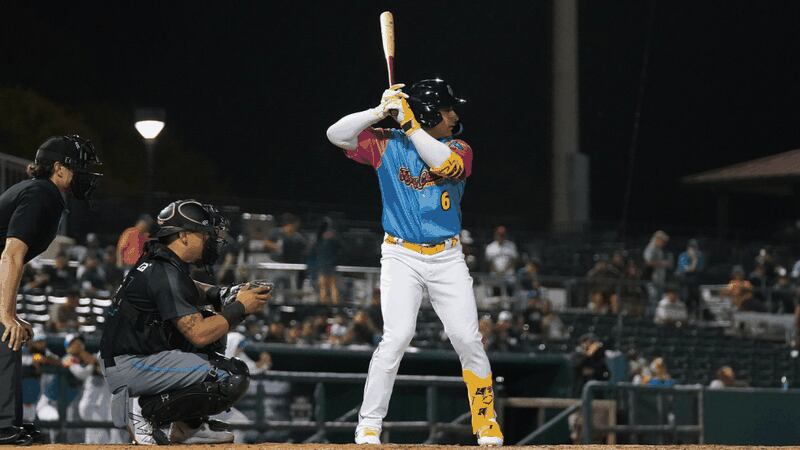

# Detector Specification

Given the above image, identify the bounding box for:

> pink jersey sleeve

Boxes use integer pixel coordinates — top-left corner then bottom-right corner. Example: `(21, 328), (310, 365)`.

(344, 128), (392, 169)
(448, 139), (473, 179)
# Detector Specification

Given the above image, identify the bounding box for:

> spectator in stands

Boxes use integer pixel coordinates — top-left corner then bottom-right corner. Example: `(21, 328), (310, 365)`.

(21, 334), (60, 423)
(676, 239), (705, 319)
(327, 314), (348, 346)
(724, 265), (766, 312)
(645, 357), (675, 386)
(516, 257), (542, 300)
(709, 366), (747, 389)
(771, 267), (797, 313)
(749, 263), (770, 303)
(569, 333), (611, 443)
(366, 288), (383, 330)
(522, 295), (546, 335)
(610, 250), (627, 273)
(478, 315), (495, 350)
(299, 320), (318, 345)
(485, 225), (518, 296)
(491, 310), (518, 352)
(222, 333), (274, 443)
(48, 290), (80, 332)
(619, 259), (645, 317)
(643, 230), (673, 316)
(42, 252), (77, 293)
(78, 254), (107, 295)
(101, 245), (124, 289)
(216, 252), (238, 286)
(586, 255), (620, 315)
(539, 298), (567, 340)
(57, 335), (97, 435)
(308, 217), (341, 305)
(627, 348), (649, 382)
(22, 266), (50, 293)
(284, 322), (303, 345)
(345, 310), (378, 346)
(265, 213), (308, 263)
(115, 214), (153, 271)
(69, 233), (104, 263)
(571, 333), (609, 397)
(263, 322), (287, 343)
(790, 255), (800, 280)
(754, 246), (777, 285)
(460, 229), (479, 271)
(654, 286), (688, 327)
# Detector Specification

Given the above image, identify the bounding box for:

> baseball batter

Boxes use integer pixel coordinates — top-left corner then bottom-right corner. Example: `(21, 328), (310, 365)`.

(326, 79), (503, 446)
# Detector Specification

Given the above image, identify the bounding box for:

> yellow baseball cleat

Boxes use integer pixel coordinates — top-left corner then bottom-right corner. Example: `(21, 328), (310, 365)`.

(477, 417), (504, 446)
(463, 370), (504, 447)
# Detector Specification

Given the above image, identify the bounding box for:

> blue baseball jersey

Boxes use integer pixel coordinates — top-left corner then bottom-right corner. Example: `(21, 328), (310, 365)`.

(344, 128), (473, 244)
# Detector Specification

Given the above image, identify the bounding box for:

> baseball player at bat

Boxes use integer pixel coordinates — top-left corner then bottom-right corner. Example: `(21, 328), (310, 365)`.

(326, 79), (503, 446)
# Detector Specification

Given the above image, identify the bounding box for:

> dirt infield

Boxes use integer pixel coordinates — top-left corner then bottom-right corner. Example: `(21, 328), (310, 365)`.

(34, 445), (798, 449)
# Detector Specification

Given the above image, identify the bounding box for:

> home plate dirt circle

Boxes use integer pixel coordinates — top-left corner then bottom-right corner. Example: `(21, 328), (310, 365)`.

(38, 445), (781, 449)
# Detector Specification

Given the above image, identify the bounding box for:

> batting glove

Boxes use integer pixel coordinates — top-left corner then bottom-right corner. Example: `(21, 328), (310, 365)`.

(393, 97), (421, 136)
(372, 83), (408, 119)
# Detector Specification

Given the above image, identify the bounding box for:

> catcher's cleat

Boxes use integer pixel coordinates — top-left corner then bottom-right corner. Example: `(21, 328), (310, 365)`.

(127, 413), (169, 445)
(355, 426), (381, 444)
(169, 420), (234, 444)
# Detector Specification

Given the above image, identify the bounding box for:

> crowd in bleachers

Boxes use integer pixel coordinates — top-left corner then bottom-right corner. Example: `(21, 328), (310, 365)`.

(17, 215), (800, 394)
(17, 211), (800, 443)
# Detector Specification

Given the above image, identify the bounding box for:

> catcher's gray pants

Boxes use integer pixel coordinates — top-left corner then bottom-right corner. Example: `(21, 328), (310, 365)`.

(100, 350), (216, 427)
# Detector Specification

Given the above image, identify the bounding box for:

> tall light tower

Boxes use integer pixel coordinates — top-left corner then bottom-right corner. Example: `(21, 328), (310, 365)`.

(134, 108), (165, 213)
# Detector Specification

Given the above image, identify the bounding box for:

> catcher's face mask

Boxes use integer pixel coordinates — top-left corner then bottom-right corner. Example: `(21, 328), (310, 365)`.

(156, 200), (230, 268)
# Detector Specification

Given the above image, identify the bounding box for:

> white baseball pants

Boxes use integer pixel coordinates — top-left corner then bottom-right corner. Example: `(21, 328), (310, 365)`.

(357, 241), (491, 430)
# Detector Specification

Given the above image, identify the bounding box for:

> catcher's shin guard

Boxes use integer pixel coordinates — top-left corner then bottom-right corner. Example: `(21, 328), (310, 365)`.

(139, 357), (249, 425)
(463, 370), (504, 440)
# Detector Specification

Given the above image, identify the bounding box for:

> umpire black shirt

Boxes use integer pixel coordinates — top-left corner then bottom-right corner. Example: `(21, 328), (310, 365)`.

(100, 241), (200, 358)
(0, 178), (65, 262)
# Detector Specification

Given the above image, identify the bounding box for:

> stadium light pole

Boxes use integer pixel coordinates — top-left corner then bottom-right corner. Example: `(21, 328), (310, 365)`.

(134, 108), (165, 214)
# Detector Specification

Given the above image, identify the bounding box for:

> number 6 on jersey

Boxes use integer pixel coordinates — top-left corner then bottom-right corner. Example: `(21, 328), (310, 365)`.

(441, 191), (451, 211)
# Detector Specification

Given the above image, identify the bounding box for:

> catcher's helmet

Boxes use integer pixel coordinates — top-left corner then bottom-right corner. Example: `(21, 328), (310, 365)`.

(407, 78), (466, 129)
(156, 200), (228, 238)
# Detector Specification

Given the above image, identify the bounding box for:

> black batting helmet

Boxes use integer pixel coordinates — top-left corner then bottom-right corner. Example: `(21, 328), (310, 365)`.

(407, 78), (466, 130)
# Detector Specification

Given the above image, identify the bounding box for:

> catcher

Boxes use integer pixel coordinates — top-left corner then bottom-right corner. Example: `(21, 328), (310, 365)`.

(99, 200), (272, 444)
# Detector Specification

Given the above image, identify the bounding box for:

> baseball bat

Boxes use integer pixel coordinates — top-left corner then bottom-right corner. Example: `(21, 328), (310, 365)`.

(380, 11), (395, 87)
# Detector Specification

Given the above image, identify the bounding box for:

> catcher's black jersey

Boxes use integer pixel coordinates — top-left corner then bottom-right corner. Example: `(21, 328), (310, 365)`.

(100, 241), (200, 358)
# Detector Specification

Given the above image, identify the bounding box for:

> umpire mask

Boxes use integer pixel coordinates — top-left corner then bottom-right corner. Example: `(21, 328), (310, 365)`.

(156, 200), (230, 268)
(35, 135), (103, 201)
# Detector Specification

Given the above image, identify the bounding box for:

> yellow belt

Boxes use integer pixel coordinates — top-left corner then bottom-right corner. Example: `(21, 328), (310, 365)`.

(384, 234), (459, 255)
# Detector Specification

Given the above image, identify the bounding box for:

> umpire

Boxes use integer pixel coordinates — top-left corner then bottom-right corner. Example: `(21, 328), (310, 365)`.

(0, 135), (102, 445)
(100, 200), (271, 445)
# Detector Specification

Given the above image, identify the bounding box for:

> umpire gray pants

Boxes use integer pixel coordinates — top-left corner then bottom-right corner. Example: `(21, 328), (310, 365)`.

(100, 350), (218, 427)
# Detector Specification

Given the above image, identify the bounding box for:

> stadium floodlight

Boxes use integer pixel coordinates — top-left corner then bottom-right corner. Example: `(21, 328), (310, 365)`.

(134, 108), (166, 212)
(134, 120), (165, 140)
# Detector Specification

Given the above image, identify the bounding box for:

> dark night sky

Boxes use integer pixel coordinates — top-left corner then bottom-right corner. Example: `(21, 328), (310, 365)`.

(3, 1), (800, 232)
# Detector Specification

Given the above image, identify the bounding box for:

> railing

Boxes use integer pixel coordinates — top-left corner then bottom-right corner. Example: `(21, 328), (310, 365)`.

(580, 381), (704, 444)
(0, 151), (31, 192)
(36, 370), (472, 444)
(498, 396), (617, 445)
